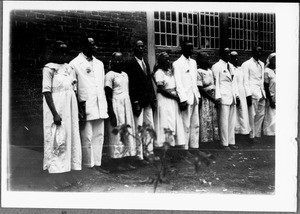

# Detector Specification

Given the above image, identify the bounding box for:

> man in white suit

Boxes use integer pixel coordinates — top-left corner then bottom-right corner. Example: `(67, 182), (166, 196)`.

(212, 47), (240, 150)
(241, 46), (266, 144)
(70, 36), (109, 173)
(173, 40), (201, 155)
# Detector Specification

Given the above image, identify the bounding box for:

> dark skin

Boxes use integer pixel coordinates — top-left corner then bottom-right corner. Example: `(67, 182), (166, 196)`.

(132, 40), (145, 115)
(197, 53), (215, 104)
(215, 48), (231, 108)
(156, 54), (180, 102)
(77, 37), (98, 121)
(228, 54), (241, 107)
(105, 52), (124, 127)
(264, 56), (276, 109)
(43, 42), (69, 126)
(246, 46), (263, 107)
(179, 42), (195, 111)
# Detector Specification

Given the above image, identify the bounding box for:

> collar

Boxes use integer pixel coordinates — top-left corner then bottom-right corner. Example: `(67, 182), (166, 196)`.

(135, 56), (144, 63)
(219, 59), (228, 66)
(81, 52), (93, 61)
(251, 57), (261, 64)
(181, 55), (190, 61)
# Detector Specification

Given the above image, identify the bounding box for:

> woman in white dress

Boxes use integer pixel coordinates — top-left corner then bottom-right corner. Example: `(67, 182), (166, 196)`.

(42, 41), (82, 186)
(154, 52), (185, 149)
(230, 51), (251, 135)
(105, 52), (142, 171)
(263, 53), (276, 136)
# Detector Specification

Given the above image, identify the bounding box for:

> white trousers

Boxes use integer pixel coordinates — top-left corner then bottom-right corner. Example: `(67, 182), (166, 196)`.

(248, 98), (266, 138)
(219, 103), (236, 146)
(182, 101), (199, 150)
(134, 105), (154, 155)
(80, 119), (104, 167)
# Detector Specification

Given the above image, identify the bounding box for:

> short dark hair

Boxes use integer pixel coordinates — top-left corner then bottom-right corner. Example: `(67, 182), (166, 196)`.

(180, 39), (193, 48)
(219, 47), (230, 56)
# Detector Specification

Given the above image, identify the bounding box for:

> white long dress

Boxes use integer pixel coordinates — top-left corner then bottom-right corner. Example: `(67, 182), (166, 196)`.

(105, 71), (142, 159)
(154, 69), (185, 147)
(263, 67), (276, 136)
(234, 66), (251, 134)
(42, 63), (82, 173)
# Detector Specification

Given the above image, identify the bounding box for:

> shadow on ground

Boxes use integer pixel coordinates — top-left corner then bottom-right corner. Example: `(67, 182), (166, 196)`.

(8, 134), (275, 194)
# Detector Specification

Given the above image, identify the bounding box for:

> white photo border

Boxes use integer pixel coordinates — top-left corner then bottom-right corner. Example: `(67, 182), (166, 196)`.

(1, 1), (298, 212)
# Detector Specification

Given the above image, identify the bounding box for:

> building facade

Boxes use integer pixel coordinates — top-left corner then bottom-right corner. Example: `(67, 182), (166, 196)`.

(9, 10), (275, 149)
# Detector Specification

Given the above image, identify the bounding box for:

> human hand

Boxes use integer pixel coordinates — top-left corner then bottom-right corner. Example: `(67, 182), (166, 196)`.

(54, 114), (62, 126)
(270, 100), (276, 109)
(246, 96), (252, 106)
(214, 98), (221, 109)
(110, 113), (117, 127)
(78, 101), (86, 121)
(133, 102), (142, 117)
(236, 97), (241, 107)
(179, 101), (188, 111)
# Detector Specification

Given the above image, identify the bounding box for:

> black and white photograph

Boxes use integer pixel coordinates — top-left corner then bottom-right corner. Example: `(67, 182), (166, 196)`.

(1, 1), (298, 212)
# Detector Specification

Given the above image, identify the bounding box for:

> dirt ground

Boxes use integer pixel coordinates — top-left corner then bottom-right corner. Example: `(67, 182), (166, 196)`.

(8, 134), (275, 194)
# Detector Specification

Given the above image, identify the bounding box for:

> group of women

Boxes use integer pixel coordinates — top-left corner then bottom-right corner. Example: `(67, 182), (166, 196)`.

(42, 40), (276, 177)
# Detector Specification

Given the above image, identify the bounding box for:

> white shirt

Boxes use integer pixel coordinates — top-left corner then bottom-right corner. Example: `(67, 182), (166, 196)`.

(69, 53), (108, 120)
(212, 59), (239, 105)
(173, 55), (200, 105)
(241, 57), (266, 99)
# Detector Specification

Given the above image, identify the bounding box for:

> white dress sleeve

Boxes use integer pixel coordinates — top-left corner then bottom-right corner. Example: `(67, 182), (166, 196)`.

(105, 71), (114, 89)
(42, 65), (55, 93)
(154, 69), (165, 86)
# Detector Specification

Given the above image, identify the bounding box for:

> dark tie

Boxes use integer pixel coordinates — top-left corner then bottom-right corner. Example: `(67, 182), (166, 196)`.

(227, 63), (233, 79)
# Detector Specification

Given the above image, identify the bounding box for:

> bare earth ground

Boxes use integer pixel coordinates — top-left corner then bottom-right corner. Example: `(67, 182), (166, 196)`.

(8, 134), (275, 194)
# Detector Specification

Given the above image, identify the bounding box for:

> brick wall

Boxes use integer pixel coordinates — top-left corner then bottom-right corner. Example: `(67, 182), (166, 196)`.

(10, 10), (148, 150)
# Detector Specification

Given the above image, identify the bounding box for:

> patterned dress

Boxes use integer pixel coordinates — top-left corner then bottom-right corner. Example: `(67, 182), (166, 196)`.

(105, 71), (142, 159)
(197, 68), (219, 143)
(42, 63), (82, 173)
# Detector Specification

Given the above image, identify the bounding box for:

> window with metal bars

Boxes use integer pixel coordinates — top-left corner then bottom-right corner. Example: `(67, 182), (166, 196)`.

(260, 13), (275, 51)
(199, 12), (220, 49)
(228, 12), (275, 51)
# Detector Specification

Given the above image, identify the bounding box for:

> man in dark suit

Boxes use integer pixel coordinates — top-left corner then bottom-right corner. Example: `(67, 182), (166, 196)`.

(125, 40), (156, 159)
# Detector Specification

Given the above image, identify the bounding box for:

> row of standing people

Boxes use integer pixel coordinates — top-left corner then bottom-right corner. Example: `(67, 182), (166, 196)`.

(42, 36), (275, 176)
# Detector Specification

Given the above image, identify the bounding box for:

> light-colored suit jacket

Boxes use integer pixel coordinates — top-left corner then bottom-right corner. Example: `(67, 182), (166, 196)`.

(241, 57), (266, 100)
(69, 53), (108, 120)
(173, 55), (200, 105)
(212, 59), (239, 105)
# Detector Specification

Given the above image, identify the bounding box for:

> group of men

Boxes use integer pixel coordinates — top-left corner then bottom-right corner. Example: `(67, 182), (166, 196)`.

(70, 35), (268, 172)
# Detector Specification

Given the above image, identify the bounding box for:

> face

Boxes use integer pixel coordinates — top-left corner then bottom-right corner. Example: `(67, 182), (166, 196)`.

(134, 40), (144, 57)
(111, 53), (124, 72)
(182, 42), (193, 58)
(253, 46), (262, 59)
(269, 56), (276, 69)
(222, 48), (231, 62)
(83, 37), (97, 57)
(53, 42), (68, 63)
(161, 54), (170, 70)
(230, 55), (238, 66)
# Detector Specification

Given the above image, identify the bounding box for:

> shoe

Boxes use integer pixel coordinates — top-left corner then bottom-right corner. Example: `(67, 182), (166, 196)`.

(249, 138), (255, 145)
(126, 163), (137, 170)
(221, 146), (231, 151)
(229, 145), (238, 150)
(115, 165), (128, 171)
(95, 166), (110, 174)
